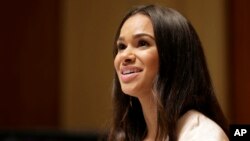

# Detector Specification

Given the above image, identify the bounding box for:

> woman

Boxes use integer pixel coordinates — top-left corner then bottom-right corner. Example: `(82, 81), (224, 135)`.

(109, 4), (229, 141)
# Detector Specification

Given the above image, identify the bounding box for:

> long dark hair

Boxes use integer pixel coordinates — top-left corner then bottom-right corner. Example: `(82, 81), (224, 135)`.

(109, 4), (228, 141)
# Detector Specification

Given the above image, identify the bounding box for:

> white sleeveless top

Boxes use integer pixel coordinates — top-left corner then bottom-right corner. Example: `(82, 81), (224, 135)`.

(176, 110), (229, 141)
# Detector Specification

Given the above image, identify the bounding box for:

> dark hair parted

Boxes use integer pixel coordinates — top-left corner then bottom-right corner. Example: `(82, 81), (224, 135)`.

(109, 4), (228, 141)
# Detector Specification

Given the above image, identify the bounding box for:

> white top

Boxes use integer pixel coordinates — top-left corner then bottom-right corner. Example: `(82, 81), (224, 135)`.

(176, 110), (229, 141)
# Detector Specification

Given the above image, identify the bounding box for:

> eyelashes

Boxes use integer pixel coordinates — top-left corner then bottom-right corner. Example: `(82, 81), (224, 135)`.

(116, 39), (150, 51)
(138, 40), (149, 47)
(117, 43), (126, 50)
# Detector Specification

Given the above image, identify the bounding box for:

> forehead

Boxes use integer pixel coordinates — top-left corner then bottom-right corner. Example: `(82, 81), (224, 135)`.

(119, 14), (154, 37)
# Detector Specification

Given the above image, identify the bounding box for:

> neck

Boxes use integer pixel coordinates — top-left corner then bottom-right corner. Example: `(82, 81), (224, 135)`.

(138, 91), (157, 140)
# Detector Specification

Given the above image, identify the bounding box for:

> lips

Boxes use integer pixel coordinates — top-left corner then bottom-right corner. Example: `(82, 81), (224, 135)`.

(120, 66), (143, 83)
(121, 67), (143, 74)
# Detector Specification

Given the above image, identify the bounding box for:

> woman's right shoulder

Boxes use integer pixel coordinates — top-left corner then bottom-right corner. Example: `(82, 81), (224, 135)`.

(176, 110), (229, 141)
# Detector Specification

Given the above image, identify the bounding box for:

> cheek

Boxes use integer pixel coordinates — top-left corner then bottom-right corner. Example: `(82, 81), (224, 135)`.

(148, 59), (159, 77)
(147, 59), (159, 81)
(153, 55), (159, 72)
(144, 52), (159, 74)
(114, 55), (120, 71)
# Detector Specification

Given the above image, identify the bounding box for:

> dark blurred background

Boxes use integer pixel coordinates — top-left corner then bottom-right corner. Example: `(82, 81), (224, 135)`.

(0, 0), (249, 140)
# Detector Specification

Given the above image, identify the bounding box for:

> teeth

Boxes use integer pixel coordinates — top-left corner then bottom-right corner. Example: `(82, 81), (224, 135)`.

(123, 70), (134, 74)
(122, 69), (141, 75)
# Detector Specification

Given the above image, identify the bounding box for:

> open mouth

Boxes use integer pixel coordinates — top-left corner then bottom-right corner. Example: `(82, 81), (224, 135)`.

(120, 66), (143, 83)
(119, 66), (143, 82)
(122, 68), (143, 75)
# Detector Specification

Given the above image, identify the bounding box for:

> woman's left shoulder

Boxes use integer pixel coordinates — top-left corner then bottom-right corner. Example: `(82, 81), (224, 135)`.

(176, 110), (229, 141)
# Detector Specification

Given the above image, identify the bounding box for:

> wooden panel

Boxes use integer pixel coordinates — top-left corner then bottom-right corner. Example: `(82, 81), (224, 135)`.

(0, 0), (60, 129)
(230, 0), (250, 123)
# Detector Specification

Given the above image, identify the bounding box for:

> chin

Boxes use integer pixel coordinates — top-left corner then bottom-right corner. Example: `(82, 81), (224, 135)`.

(121, 84), (145, 98)
(121, 87), (139, 97)
(121, 90), (137, 97)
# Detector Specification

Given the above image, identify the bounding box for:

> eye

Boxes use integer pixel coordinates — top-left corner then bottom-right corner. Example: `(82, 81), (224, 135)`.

(138, 40), (149, 47)
(117, 43), (127, 51)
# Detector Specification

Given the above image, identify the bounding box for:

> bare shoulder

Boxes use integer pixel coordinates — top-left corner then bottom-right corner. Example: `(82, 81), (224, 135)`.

(176, 110), (229, 141)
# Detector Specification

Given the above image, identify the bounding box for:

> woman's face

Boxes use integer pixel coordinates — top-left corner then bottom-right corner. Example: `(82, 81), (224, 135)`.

(114, 14), (159, 97)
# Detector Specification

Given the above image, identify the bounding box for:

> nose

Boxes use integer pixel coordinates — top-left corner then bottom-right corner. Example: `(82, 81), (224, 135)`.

(122, 49), (136, 66)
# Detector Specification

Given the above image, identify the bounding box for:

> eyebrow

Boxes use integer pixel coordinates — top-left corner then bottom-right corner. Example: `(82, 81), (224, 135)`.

(117, 33), (155, 42)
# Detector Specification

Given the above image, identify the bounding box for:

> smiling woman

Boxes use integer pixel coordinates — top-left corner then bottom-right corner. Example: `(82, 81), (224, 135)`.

(109, 4), (229, 141)
(114, 14), (159, 97)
